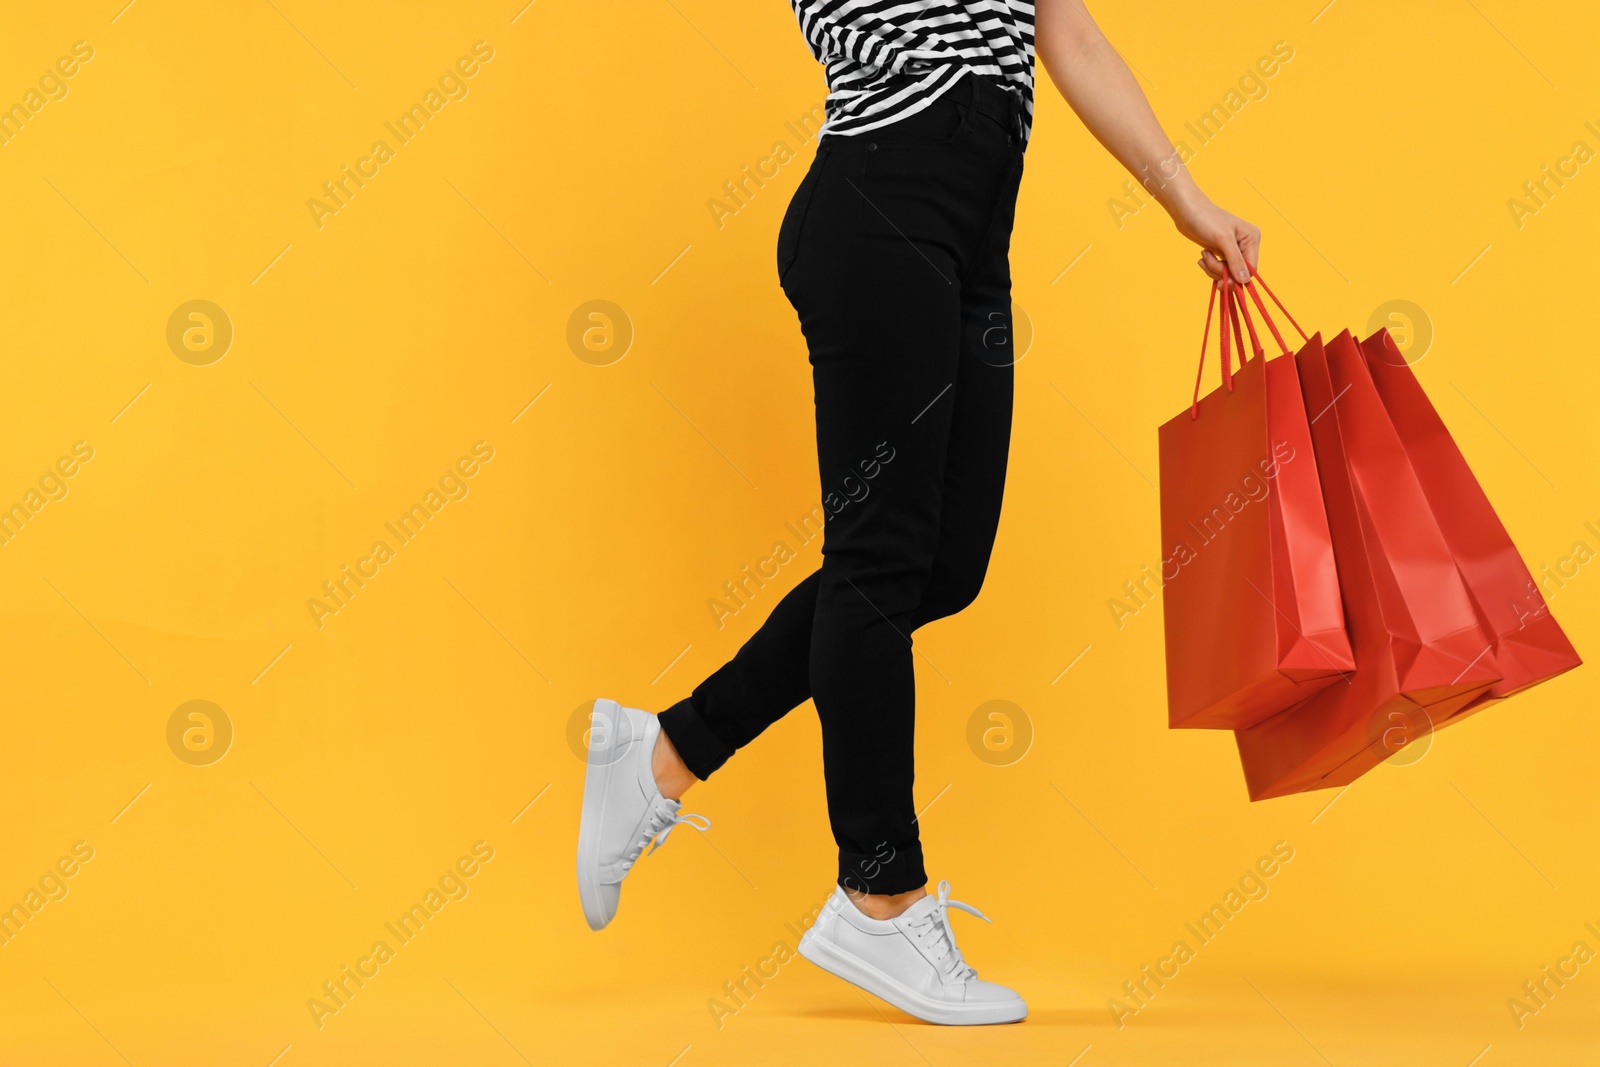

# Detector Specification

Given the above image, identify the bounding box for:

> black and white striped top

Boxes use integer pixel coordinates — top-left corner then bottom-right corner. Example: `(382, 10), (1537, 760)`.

(789, 0), (1035, 148)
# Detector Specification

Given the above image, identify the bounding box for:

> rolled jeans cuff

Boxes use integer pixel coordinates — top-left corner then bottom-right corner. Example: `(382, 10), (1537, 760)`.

(837, 840), (926, 897)
(656, 697), (736, 781)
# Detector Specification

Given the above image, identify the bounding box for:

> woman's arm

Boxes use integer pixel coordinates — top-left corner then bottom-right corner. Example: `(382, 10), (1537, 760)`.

(1036, 0), (1259, 284)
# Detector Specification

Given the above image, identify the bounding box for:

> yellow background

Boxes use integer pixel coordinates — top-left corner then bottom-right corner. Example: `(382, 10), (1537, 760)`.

(2, 1), (1597, 1064)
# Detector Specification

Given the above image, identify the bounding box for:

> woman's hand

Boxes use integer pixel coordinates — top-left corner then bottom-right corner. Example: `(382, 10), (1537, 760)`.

(1168, 196), (1261, 285)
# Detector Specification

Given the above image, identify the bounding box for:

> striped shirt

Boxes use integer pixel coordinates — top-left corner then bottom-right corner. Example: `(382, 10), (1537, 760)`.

(789, 0), (1035, 148)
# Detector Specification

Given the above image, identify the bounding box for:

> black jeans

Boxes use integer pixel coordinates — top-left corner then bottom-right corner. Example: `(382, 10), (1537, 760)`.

(660, 75), (1026, 895)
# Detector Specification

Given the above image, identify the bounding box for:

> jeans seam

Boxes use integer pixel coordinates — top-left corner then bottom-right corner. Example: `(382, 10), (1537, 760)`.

(956, 151), (1022, 289)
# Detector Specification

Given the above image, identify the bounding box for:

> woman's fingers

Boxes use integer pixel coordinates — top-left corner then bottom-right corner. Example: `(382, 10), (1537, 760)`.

(1237, 220), (1262, 273)
(1215, 230), (1252, 285)
(1188, 211), (1262, 282)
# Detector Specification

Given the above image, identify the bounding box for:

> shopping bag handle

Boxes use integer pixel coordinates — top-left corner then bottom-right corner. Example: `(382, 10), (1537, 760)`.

(1245, 267), (1309, 347)
(1225, 277), (1251, 369)
(1239, 280), (1288, 355)
(1190, 277), (1246, 418)
(1230, 277), (1267, 361)
(1190, 280), (1230, 418)
(1189, 270), (1307, 419)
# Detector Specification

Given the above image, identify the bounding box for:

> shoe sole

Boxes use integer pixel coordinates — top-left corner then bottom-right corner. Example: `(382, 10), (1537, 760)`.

(798, 931), (1027, 1025)
(576, 698), (623, 931)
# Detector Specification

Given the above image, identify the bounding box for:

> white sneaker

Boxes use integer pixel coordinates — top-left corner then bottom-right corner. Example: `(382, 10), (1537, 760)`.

(798, 881), (1027, 1025)
(576, 699), (710, 931)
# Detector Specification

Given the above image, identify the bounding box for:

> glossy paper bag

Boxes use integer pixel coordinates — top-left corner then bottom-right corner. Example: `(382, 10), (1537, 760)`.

(1234, 329), (1502, 799)
(1158, 281), (1353, 729)
(1359, 328), (1580, 719)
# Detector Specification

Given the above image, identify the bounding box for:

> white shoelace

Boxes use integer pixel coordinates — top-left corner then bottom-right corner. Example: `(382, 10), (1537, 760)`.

(622, 801), (711, 871)
(905, 880), (991, 982)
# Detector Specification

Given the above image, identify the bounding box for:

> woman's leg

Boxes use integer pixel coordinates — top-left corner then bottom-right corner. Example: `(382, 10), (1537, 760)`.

(906, 157), (1023, 633)
(654, 287), (1015, 807)
(794, 101), (1023, 898)
(660, 83), (1024, 899)
(800, 231), (966, 897)
(656, 570), (820, 785)
(655, 256), (1018, 809)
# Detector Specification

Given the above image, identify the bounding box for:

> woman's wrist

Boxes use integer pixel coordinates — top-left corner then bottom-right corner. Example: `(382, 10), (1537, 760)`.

(1151, 168), (1208, 221)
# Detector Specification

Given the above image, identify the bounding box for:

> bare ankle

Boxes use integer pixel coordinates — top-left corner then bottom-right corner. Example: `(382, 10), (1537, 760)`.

(847, 885), (928, 921)
(651, 725), (696, 801)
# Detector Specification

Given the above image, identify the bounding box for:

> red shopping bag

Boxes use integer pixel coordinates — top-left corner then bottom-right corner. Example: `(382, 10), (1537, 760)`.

(1233, 297), (1503, 800)
(1359, 328), (1581, 719)
(1158, 278), (1353, 729)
